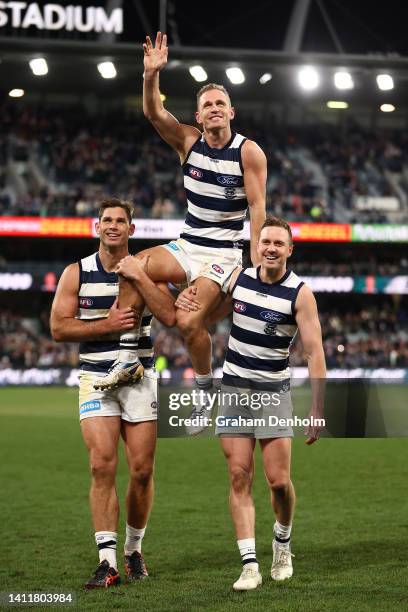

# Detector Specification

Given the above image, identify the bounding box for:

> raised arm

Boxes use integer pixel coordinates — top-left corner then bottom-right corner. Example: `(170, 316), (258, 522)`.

(143, 32), (200, 160)
(241, 140), (267, 266)
(50, 263), (136, 342)
(294, 284), (326, 444)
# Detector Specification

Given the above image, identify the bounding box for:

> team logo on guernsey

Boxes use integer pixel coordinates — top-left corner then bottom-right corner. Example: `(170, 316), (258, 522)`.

(79, 297), (93, 307)
(189, 166), (203, 179)
(264, 322), (277, 336)
(224, 187), (236, 200)
(260, 311), (284, 322)
(212, 264), (224, 274)
(217, 175), (240, 186)
(234, 301), (247, 313)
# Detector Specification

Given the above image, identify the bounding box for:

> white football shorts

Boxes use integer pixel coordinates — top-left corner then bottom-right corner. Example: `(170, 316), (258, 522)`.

(161, 238), (242, 293)
(78, 368), (158, 422)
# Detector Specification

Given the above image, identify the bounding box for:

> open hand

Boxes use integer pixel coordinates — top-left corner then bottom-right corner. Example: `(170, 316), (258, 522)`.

(175, 286), (201, 312)
(143, 31), (168, 74)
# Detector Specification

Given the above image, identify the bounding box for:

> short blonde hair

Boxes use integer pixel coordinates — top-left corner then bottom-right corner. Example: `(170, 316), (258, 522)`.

(196, 83), (231, 108)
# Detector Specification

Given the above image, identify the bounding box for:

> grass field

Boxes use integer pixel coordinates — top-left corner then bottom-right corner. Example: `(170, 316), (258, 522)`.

(1, 387), (407, 611)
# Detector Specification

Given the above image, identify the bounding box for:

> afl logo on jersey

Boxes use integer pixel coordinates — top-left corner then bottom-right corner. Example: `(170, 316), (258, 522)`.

(212, 264), (224, 274)
(234, 301), (247, 313)
(79, 297), (93, 307)
(260, 311), (283, 322)
(217, 175), (240, 186)
(189, 166), (203, 179)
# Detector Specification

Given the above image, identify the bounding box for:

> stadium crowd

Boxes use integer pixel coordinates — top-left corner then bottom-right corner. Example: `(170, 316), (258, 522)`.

(1, 304), (407, 372)
(1, 104), (407, 223)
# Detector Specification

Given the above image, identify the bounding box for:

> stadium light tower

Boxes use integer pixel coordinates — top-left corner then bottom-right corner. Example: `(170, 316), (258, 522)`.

(377, 74), (394, 91)
(334, 71), (354, 90)
(226, 67), (245, 84)
(97, 61), (117, 79)
(29, 58), (48, 76)
(298, 66), (319, 90)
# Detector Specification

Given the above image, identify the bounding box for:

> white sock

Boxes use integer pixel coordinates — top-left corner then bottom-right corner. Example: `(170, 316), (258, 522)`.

(195, 372), (213, 390)
(274, 520), (292, 549)
(237, 537), (258, 567)
(124, 523), (146, 555)
(119, 330), (140, 363)
(95, 531), (118, 569)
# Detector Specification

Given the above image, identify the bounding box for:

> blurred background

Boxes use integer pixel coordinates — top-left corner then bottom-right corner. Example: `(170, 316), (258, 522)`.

(1, 0), (407, 386)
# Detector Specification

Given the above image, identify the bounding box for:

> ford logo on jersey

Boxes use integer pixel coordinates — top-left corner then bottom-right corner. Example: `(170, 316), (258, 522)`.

(79, 297), (93, 307)
(260, 311), (283, 322)
(234, 301), (247, 313)
(189, 166), (203, 179)
(217, 175), (240, 186)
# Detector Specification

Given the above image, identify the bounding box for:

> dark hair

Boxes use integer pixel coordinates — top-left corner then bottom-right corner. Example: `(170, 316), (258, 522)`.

(196, 83), (231, 108)
(261, 216), (293, 243)
(98, 197), (134, 224)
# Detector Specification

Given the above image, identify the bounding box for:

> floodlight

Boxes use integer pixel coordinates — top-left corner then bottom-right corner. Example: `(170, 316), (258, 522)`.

(226, 67), (245, 84)
(97, 61), (117, 79)
(189, 65), (207, 82)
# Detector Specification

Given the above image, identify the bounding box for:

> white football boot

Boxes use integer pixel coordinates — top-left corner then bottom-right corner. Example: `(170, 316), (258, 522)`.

(93, 359), (144, 391)
(233, 564), (262, 591)
(271, 540), (294, 581)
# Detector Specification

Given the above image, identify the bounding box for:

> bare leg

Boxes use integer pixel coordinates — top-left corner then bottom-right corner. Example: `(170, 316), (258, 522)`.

(81, 416), (121, 531)
(121, 420), (157, 528)
(221, 437), (256, 539)
(176, 277), (222, 374)
(260, 438), (295, 525)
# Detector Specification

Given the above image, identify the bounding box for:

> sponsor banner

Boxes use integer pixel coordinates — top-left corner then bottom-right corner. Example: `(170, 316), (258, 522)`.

(0, 216), (93, 237)
(355, 196), (399, 212)
(290, 223), (351, 242)
(0, 367), (406, 388)
(1, 217), (408, 243)
(352, 224), (408, 242)
(1, 270), (408, 294)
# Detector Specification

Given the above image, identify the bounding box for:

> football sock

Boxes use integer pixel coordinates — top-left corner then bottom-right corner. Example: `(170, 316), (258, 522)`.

(124, 523), (146, 555)
(274, 520), (292, 549)
(237, 538), (258, 567)
(195, 372), (213, 390)
(95, 531), (118, 569)
(118, 330), (140, 363)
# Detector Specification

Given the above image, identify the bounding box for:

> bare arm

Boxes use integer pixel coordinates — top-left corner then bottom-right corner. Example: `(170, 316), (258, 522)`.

(294, 284), (326, 444)
(241, 140), (267, 266)
(143, 32), (200, 160)
(50, 263), (136, 342)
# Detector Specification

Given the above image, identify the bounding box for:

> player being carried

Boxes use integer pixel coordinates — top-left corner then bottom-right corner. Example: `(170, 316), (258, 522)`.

(95, 32), (267, 417)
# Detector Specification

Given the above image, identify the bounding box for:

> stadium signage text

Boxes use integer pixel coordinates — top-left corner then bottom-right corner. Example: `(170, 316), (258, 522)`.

(0, 2), (123, 33)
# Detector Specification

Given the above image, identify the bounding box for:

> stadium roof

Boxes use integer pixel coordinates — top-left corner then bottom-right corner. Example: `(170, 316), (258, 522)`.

(1, 0), (407, 110)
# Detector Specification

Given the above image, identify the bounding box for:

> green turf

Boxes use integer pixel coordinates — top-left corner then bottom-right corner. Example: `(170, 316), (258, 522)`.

(1, 388), (407, 611)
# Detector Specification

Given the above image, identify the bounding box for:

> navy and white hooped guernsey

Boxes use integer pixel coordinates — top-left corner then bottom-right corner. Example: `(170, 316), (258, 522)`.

(77, 253), (154, 373)
(181, 131), (248, 249)
(222, 267), (304, 389)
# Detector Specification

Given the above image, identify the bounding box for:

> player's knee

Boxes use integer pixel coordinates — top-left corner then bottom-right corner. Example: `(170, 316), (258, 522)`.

(90, 453), (117, 482)
(176, 310), (203, 337)
(268, 473), (290, 493)
(129, 464), (154, 489)
(230, 466), (252, 493)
